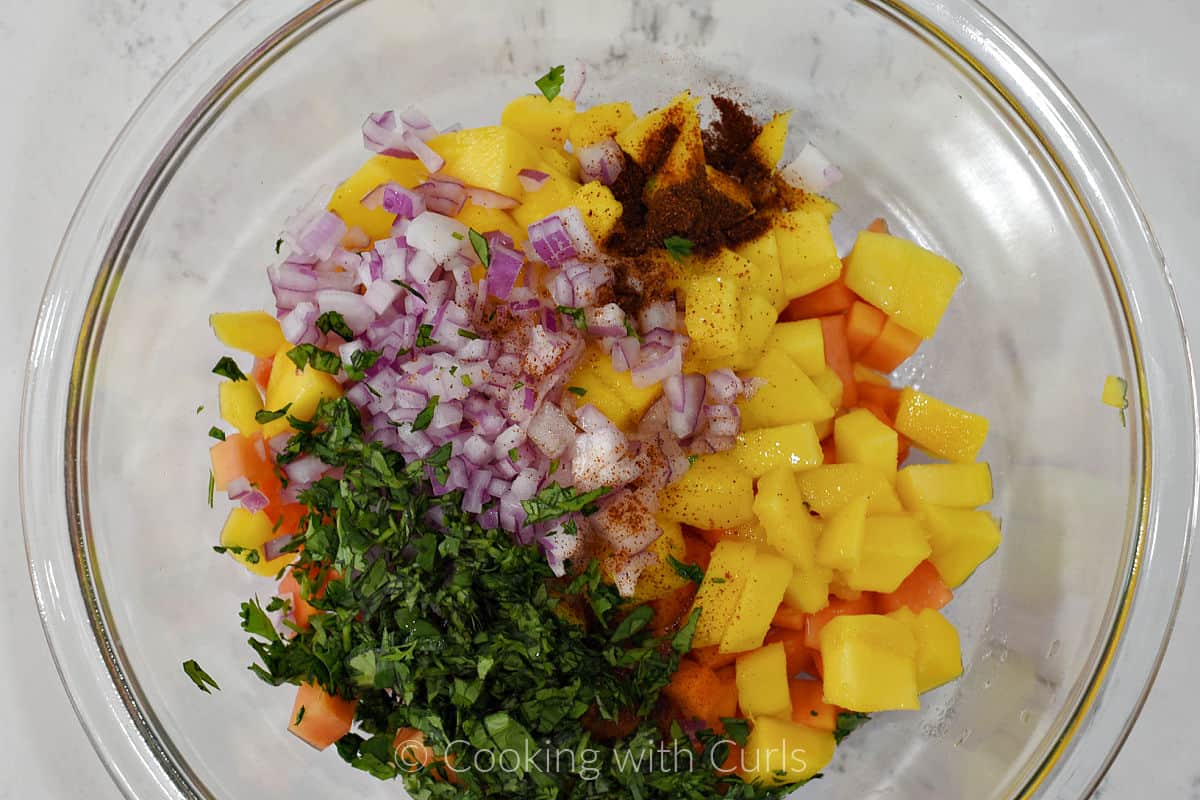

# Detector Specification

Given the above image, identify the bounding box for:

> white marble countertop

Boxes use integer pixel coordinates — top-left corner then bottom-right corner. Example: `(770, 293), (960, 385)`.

(2, 1), (1196, 798)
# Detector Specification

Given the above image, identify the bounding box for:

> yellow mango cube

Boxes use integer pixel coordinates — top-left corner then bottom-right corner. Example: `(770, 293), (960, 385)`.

(843, 231), (962, 338)
(738, 349), (835, 429)
(658, 452), (756, 529)
(896, 462), (993, 511)
(842, 514), (932, 593)
(511, 168), (582, 230)
(765, 320), (825, 376)
(773, 209), (842, 299)
(617, 91), (701, 169)
(210, 312), (287, 360)
(920, 506), (1002, 587)
(835, 408), (899, 479)
(731, 422), (823, 477)
(748, 111), (791, 168)
(816, 494), (868, 571)
(220, 508), (295, 577)
(689, 539), (758, 648)
(810, 367), (844, 410)
(328, 155), (428, 241)
(794, 464), (904, 517)
(716, 520), (770, 546)
(732, 294), (778, 370)
(793, 192), (839, 222)
(567, 344), (662, 431)
(753, 468), (820, 571)
(500, 95), (576, 147)
(783, 566), (833, 614)
(1102, 375), (1128, 409)
(740, 716), (835, 785)
(428, 126), (542, 200)
(455, 202), (524, 246)
(889, 608), (964, 693)
(633, 518), (689, 602)
(219, 379), (264, 437)
(734, 229), (786, 311)
(736, 643), (793, 718)
(894, 388), (989, 463)
(683, 274), (742, 363)
(263, 346), (343, 438)
(820, 614), (919, 712)
(572, 181), (623, 243)
(721, 550), (795, 653)
(568, 101), (637, 149)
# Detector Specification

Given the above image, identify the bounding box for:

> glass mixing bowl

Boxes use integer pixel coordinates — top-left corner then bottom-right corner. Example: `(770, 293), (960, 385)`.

(21, 0), (1198, 798)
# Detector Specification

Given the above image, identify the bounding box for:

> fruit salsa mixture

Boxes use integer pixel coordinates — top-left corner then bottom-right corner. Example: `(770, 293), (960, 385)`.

(193, 62), (1001, 798)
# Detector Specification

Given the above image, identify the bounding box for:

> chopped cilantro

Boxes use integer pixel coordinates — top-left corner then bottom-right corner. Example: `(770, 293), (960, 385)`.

(834, 712), (871, 743)
(391, 280), (426, 302)
(274, 238), (283, 254)
(521, 484), (610, 524)
(345, 349), (382, 382)
(207, 471), (214, 508)
(239, 596), (280, 642)
(457, 328), (480, 340)
(534, 64), (566, 101)
(709, 577), (726, 584)
(667, 555), (705, 584)
(294, 705), (306, 726)
(213, 544), (261, 564)
(451, 231), (464, 241)
(287, 344), (342, 374)
(196, 405), (204, 414)
(722, 717), (751, 747)
(548, 458), (559, 476)
(468, 228), (490, 267)
(460, 374), (473, 387)
(254, 403), (293, 424)
(508, 447), (520, 463)
(687, 454), (700, 466)
(212, 356), (247, 382)
(415, 324), (437, 348)
(208, 426), (226, 441)
(316, 311), (354, 341)
(624, 318), (642, 341)
(513, 381), (524, 390)
(557, 305), (588, 331)
(664, 235), (695, 262)
(567, 386), (587, 397)
(182, 659), (220, 693)
(411, 395), (439, 432)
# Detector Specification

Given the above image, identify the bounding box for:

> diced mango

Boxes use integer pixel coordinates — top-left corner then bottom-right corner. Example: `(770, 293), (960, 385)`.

(894, 388), (989, 463)
(736, 642), (792, 718)
(896, 462), (993, 511)
(740, 716), (835, 785)
(888, 608), (964, 693)
(500, 95), (576, 147)
(810, 367), (844, 410)
(1102, 375), (1128, 409)
(816, 495), (868, 571)
(721, 550), (795, 653)
(566, 343), (662, 431)
(328, 155), (428, 241)
(765, 319), (825, 376)
(794, 464), (904, 517)
(843, 231), (962, 338)
(773, 210), (842, 299)
(568, 101), (637, 149)
(220, 507), (294, 577)
(428, 126), (542, 200)
(511, 168), (582, 230)
(734, 229), (786, 311)
(535, 142), (581, 181)
(733, 294), (778, 370)
(754, 468), (820, 571)
(455, 202), (524, 246)
(748, 111), (791, 168)
(794, 192), (839, 222)
(633, 518), (689, 602)
(263, 346), (343, 439)
(854, 364), (891, 385)
(842, 514), (931, 593)
(683, 274), (742, 364)
(731, 422), (823, 477)
(659, 452), (756, 529)
(572, 181), (623, 243)
(835, 408), (899, 479)
(219, 379), (264, 437)
(919, 506), (1002, 587)
(783, 566), (833, 614)
(738, 349), (835, 429)
(616, 91), (700, 169)
(820, 614), (919, 712)
(690, 539), (759, 648)
(210, 312), (288, 359)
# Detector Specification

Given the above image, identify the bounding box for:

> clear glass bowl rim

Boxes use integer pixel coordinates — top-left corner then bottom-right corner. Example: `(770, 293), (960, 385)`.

(20, 0), (1199, 798)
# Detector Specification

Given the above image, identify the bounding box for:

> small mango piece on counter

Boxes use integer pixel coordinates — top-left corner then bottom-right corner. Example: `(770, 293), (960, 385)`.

(919, 506), (1002, 588)
(888, 608), (964, 693)
(748, 111), (791, 168)
(220, 507), (294, 577)
(894, 388), (989, 463)
(896, 462), (993, 510)
(566, 343), (662, 431)
(783, 565), (833, 614)
(689, 539), (759, 648)
(572, 181), (623, 243)
(820, 614), (919, 712)
(738, 349), (835, 429)
(835, 408), (899, 480)
(210, 312), (288, 359)
(633, 518), (690, 602)
(736, 642), (793, 718)
(263, 346), (343, 438)
(219, 379), (264, 437)
(683, 274), (742, 364)
(843, 231), (962, 338)
(734, 229), (787, 311)
(289, 682), (357, 751)
(754, 467), (820, 570)
(511, 168), (582, 230)
(501, 94), (576, 147)
(731, 422), (823, 477)
(328, 155), (428, 241)
(765, 319), (826, 376)
(842, 514), (932, 593)
(739, 716), (835, 785)
(455, 203), (524, 247)
(1101, 375), (1128, 410)
(816, 494), (868, 571)
(428, 126), (542, 200)
(568, 101), (637, 149)
(794, 464), (904, 517)
(720, 549), (795, 654)
(659, 452), (756, 530)
(773, 209), (842, 300)
(732, 294), (779, 371)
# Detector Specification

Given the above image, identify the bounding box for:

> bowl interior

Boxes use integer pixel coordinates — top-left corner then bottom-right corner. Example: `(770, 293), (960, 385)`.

(74, 1), (1139, 797)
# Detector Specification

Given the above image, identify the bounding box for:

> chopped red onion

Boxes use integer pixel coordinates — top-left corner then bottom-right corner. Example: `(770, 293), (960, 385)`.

(240, 489), (271, 515)
(399, 105), (437, 142)
(403, 129), (445, 173)
(517, 168), (550, 192)
(284, 455), (327, 485)
(315, 289), (374, 334)
(280, 301), (318, 344)
(361, 110), (412, 157)
(638, 300), (677, 333)
(585, 303), (627, 338)
(406, 212), (468, 264)
(561, 59), (588, 102)
(465, 187), (519, 210)
(415, 177), (466, 217)
(577, 138), (624, 186)
(285, 209), (347, 262)
(706, 369), (743, 404)
(631, 343), (683, 389)
(364, 278), (403, 314)
(527, 214), (577, 267)
(485, 242), (524, 300)
(779, 143), (843, 193)
(663, 373), (707, 438)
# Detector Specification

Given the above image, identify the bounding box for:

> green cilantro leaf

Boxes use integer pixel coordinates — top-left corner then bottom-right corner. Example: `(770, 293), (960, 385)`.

(667, 555), (704, 584)
(411, 395), (439, 432)
(451, 231), (464, 240)
(461, 374), (473, 387)
(391, 279), (426, 302)
(468, 228), (490, 268)
(207, 471), (214, 508)
(287, 344), (342, 374)
(274, 238), (283, 254)
(415, 324), (437, 348)
(556, 305), (588, 332)
(521, 484), (611, 524)
(316, 311), (354, 341)
(182, 659), (220, 693)
(457, 328), (480, 340)
(208, 427), (226, 441)
(239, 597), (280, 642)
(508, 447), (519, 463)
(535, 64), (566, 101)
(834, 712), (871, 743)
(212, 356), (247, 381)
(722, 717), (751, 746)
(345, 349), (382, 382)
(567, 386), (587, 397)
(664, 235), (695, 262)
(254, 403), (293, 424)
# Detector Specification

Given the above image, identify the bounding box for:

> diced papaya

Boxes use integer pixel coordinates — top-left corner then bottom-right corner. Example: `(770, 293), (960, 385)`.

(683, 533), (713, 572)
(664, 659), (736, 729)
(782, 277), (857, 320)
(843, 230), (962, 338)
(774, 210), (842, 299)
(896, 462), (993, 511)
(730, 422), (823, 477)
(501, 94), (576, 147)
(740, 716), (835, 785)
(894, 387), (989, 463)
(210, 312), (288, 359)
(209, 432), (278, 495)
(693, 645), (740, 671)
(737, 349), (835, 429)
(859, 318), (923, 373)
(856, 381), (902, 419)
(568, 101), (637, 149)
(288, 682), (356, 750)
(877, 561), (953, 614)
(736, 642), (792, 718)
(649, 583), (698, 636)
(819, 614), (919, 712)
(688, 539), (758, 648)
(772, 605), (808, 632)
(279, 567), (320, 631)
(842, 514), (932, 593)
(845, 301), (887, 359)
(919, 506), (1002, 587)
(765, 628), (815, 677)
(819, 315), (857, 408)
(789, 678), (838, 732)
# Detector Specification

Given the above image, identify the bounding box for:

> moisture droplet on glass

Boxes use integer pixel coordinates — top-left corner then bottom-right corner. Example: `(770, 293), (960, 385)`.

(954, 728), (972, 748)
(1019, 709), (1032, 724)
(1047, 639), (1061, 659)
